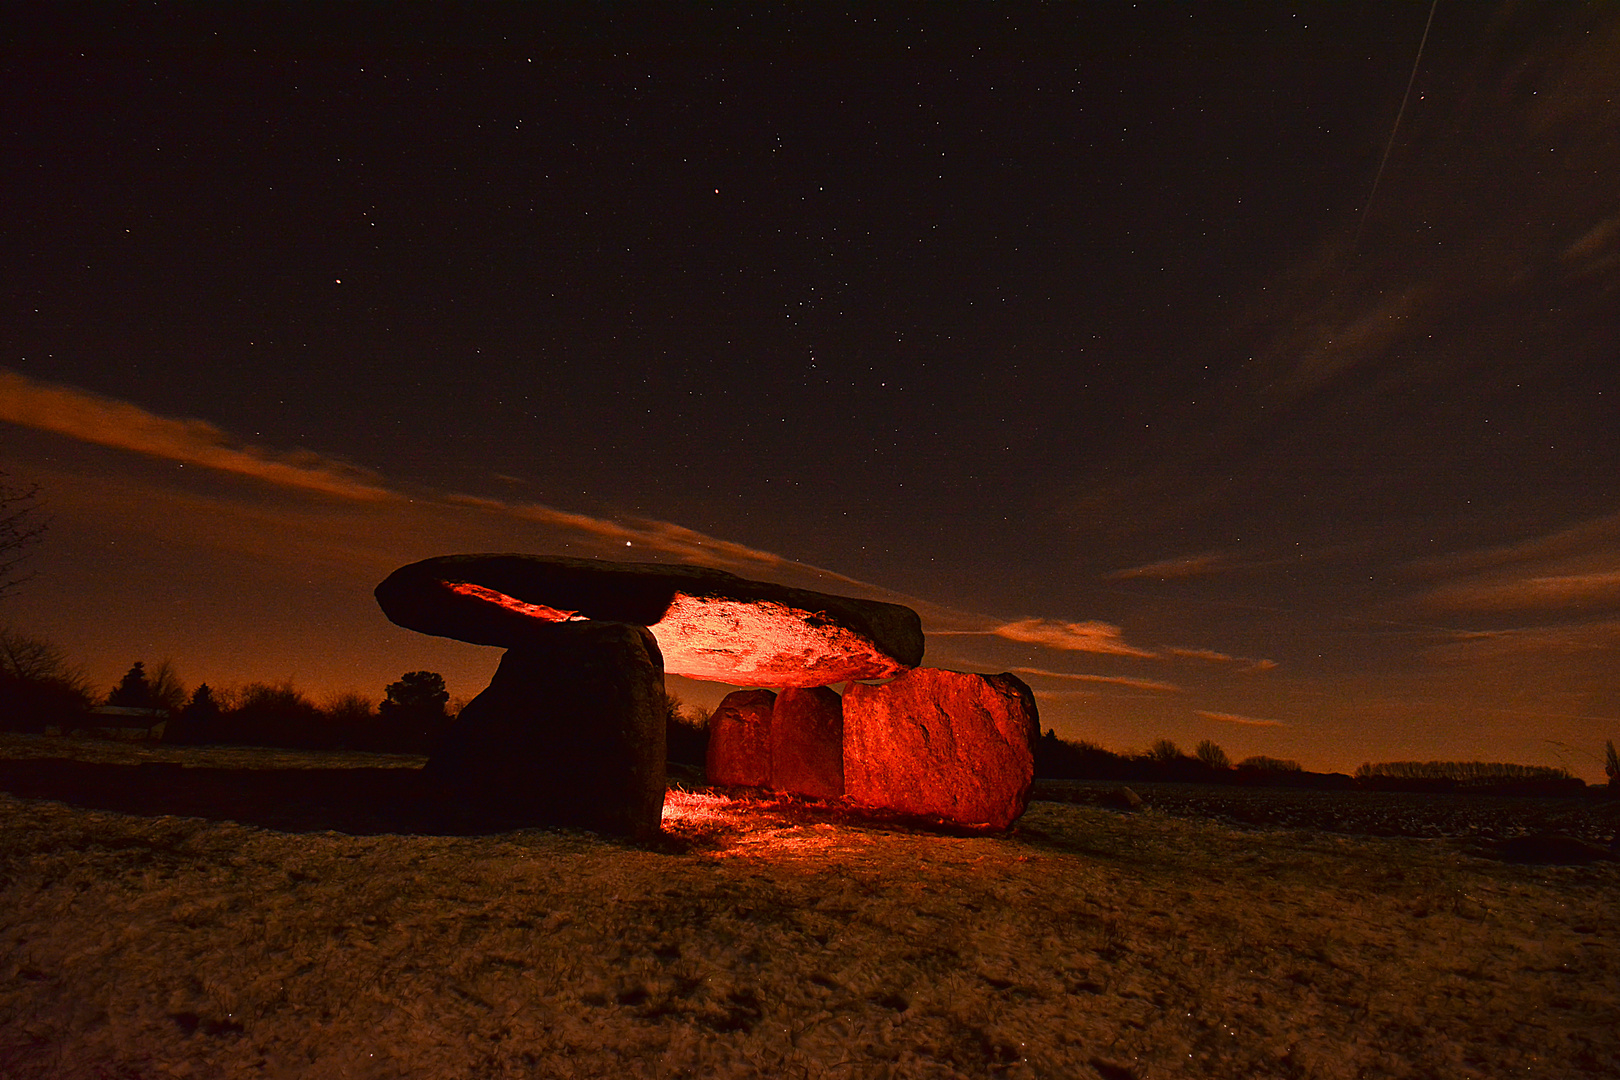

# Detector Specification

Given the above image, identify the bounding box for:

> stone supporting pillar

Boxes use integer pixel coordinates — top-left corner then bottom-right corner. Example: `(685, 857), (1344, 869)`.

(427, 621), (667, 839)
(769, 685), (845, 799)
(705, 688), (777, 788)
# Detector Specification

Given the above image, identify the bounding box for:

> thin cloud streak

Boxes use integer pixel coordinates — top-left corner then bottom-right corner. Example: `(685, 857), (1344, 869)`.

(1412, 511), (1620, 612)
(1012, 667), (1182, 693)
(1166, 647), (1278, 672)
(1104, 551), (1245, 580)
(1195, 710), (1287, 728)
(0, 368), (396, 501)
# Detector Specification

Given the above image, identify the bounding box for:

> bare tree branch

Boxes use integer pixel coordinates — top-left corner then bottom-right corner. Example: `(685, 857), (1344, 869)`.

(0, 472), (47, 600)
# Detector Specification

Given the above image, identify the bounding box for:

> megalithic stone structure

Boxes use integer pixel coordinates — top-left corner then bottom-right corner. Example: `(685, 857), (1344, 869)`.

(376, 554), (924, 836)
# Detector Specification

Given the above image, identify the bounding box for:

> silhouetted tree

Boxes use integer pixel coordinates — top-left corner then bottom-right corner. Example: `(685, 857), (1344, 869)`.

(379, 671), (449, 753)
(107, 661), (154, 709)
(1147, 737), (1181, 764)
(226, 681), (325, 747)
(145, 659), (186, 715)
(1606, 740), (1618, 789)
(663, 692), (709, 767)
(165, 683), (221, 744)
(1194, 739), (1231, 769)
(0, 473), (46, 600)
(0, 627), (91, 732)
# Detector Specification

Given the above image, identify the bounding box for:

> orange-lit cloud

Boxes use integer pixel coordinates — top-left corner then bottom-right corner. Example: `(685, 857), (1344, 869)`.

(1166, 647), (1278, 672)
(1424, 621), (1620, 663)
(0, 368), (396, 501)
(959, 617), (1157, 657)
(1412, 511), (1620, 612)
(1012, 667), (1181, 693)
(4, 371), (1179, 673)
(1195, 709), (1287, 728)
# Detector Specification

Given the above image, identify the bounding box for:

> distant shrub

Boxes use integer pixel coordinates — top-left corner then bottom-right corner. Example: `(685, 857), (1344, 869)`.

(1238, 755), (1303, 773)
(664, 693), (709, 767)
(1036, 730), (1130, 779)
(219, 681), (328, 749)
(0, 628), (93, 733)
(1354, 760), (1571, 783)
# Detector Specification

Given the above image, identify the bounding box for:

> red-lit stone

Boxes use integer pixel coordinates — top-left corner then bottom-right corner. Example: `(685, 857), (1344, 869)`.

(769, 685), (844, 799)
(375, 554), (923, 687)
(842, 668), (1039, 830)
(705, 688), (776, 788)
(426, 621), (666, 839)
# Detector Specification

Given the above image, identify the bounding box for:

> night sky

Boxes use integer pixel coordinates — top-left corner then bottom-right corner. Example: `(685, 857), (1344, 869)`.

(4, 3), (1617, 780)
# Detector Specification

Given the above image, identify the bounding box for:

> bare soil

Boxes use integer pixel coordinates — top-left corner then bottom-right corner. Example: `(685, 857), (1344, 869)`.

(1, 734), (1616, 1079)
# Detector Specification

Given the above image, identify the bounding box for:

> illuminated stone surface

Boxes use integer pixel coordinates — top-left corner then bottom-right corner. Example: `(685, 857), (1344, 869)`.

(375, 554), (923, 687)
(704, 688), (776, 788)
(769, 686), (844, 799)
(426, 621), (666, 839)
(842, 668), (1039, 830)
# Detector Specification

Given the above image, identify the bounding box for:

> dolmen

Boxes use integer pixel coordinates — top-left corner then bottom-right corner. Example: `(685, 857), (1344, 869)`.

(375, 553), (1040, 837)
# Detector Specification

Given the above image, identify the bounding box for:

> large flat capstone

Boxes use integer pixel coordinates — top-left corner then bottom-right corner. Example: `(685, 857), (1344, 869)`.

(375, 554), (923, 687)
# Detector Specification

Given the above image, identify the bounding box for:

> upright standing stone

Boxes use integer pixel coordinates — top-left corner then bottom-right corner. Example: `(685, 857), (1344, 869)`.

(842, 668), (1039, 829)
(705, 688), (777, 788)
(427, 621), (666, 839)
(770, 685), (844, 799)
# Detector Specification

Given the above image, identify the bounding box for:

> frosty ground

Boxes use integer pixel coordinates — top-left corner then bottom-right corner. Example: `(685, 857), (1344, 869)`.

(1, 735), (1616, 1079)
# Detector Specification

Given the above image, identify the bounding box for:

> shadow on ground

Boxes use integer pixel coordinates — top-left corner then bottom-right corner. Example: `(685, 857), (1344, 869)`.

(0, 758), (520, 836)
(0, 756), (1009, 843)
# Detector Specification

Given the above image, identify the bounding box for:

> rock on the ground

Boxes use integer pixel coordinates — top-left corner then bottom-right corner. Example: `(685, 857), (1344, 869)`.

(842, 668), (1039, 830)
(426, 621), (666, 839)
(1101, 786), (1144, 811)
(705, 689), (777, 788)
(375, 554), (922, 687)
(769, 686), (844, 799)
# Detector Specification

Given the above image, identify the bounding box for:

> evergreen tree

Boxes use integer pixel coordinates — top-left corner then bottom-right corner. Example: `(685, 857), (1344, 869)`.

(166, 683), (221, 745)
(107, 661), (154, 708)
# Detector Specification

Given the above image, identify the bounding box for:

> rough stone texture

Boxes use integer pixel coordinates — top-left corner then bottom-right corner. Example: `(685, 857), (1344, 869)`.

(426, 621), (666, 839)
(704, 689), (777, 789)
(842, 668), (1039, 830)
(769, 686), (844, 800)
(374, 554), (923, 687)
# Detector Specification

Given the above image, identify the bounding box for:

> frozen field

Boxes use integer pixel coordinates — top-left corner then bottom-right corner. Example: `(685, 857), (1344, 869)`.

(1, 735), (1616, 1079)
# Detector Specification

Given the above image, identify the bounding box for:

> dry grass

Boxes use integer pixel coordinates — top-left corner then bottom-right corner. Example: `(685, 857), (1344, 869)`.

(1, 735), (1617, 1079)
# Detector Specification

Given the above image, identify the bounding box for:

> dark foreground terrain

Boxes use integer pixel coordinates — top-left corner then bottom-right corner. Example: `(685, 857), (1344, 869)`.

(2, 734), (1617, 1079)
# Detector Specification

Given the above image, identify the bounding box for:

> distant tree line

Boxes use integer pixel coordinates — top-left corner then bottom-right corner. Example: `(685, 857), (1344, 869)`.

(1, 620), (1614, 792)
(1036, 731), (1599, 795)
(1353, 759), (1584, 795)
(0, 628), (719, 764)
(1034, 730), (1321, 787)
(0, 636), (454, 754)
(162, 669), (453, 754)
